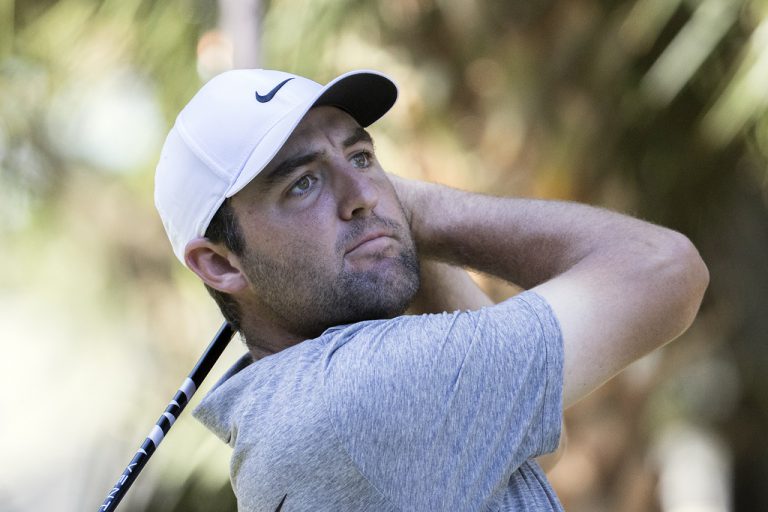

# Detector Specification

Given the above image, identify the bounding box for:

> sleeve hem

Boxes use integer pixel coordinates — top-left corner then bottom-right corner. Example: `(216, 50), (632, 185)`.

(515, 291), (565, 455)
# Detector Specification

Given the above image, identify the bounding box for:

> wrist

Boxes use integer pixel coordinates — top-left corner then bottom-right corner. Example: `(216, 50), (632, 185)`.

(388, 174), (427, 244)
(387, 174), (466, 261)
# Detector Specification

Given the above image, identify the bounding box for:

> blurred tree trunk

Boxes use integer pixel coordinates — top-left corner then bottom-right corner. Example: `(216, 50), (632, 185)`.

(218, 0), (262, 68)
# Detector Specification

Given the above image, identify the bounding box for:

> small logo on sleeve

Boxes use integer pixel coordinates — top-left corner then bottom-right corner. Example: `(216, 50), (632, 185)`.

(256, 78), (294, 103)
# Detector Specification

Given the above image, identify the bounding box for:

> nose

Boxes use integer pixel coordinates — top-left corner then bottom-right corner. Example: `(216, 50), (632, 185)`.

(334, 160), (379, 220)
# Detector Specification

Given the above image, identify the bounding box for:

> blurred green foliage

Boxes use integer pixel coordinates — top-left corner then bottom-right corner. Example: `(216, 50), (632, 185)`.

(1, 0), (767, 511)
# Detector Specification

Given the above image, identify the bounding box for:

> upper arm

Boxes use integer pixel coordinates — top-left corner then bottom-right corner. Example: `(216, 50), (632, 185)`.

(532, 231), (708, 407)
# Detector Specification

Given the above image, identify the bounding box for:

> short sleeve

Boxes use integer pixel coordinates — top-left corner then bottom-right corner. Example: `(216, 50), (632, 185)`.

(321, 291), (564, 511)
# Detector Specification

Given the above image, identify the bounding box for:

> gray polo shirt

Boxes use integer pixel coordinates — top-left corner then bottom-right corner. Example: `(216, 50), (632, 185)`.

(194, 291), (564, 511)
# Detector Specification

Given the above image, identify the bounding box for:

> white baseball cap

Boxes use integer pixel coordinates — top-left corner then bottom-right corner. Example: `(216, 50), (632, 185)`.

(155, 69), (398, 264)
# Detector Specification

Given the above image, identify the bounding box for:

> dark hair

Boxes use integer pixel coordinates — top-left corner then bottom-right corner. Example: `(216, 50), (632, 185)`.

(203, 199), (246, 331)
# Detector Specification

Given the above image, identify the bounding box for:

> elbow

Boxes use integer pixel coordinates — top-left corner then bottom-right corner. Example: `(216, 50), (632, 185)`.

(660, 230), (709, 335)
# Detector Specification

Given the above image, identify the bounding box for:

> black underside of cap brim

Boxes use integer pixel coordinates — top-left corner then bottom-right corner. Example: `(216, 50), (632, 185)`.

(313, 73), (398, 127)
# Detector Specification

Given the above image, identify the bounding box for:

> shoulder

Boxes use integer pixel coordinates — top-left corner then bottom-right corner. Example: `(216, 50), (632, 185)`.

(319, 290), (563, 423)
(322, 291), (561, 375)
(193, 339), (329, 444)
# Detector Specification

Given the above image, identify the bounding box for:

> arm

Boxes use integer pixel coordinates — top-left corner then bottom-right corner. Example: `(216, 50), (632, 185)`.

(407, 259), (493, 314)
(391, 176), (708, 408)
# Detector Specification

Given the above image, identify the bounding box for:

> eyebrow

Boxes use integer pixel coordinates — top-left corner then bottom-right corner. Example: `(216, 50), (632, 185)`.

(259, 151), (321, 188)
(343, 127), (374, 149)
(258, 127), (375, 188)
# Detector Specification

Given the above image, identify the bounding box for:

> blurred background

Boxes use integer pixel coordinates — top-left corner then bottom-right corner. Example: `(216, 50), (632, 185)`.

(1, 0), (767, 510)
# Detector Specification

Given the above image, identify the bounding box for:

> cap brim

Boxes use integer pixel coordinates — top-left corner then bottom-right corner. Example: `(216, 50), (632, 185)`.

(226, 70), (397, 199)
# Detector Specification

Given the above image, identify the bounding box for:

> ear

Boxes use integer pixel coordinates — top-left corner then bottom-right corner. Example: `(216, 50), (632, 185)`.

(184, 237), (249, 294)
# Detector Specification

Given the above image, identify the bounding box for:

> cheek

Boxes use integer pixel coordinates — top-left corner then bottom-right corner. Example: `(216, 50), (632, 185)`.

(259, 211), (341, 264)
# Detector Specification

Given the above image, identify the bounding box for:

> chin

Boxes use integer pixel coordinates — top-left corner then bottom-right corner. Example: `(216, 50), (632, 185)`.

(291, 249), (420, 336)
(351, 271), (419, 321)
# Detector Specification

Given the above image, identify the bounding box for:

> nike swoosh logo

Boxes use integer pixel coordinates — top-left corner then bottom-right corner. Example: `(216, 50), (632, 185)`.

(274, 493), (287, 511)
(255, 78), (294, 103)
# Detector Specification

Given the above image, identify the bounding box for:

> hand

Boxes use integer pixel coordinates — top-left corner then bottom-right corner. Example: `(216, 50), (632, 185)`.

(387, 173), (423, 241)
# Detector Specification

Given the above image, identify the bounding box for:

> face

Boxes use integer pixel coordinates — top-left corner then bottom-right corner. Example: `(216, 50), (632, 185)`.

(230, 106), (419, 339)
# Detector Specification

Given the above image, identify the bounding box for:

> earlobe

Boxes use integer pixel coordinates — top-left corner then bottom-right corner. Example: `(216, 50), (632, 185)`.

(185, 237), (249, 293)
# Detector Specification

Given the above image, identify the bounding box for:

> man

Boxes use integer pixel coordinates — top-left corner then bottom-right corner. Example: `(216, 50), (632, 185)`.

(155, 69), (708, 511)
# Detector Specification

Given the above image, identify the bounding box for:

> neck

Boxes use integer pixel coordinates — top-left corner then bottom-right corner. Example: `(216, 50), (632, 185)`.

(236, 293), (335, 360)
(239, 312), (307, 361)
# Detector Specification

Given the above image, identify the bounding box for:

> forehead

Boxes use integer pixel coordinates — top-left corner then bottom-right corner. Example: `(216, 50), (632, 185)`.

(274, 106), (362, 156)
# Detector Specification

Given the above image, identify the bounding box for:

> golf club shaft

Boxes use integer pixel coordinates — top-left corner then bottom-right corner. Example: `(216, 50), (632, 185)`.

(98, 322), (235, 511)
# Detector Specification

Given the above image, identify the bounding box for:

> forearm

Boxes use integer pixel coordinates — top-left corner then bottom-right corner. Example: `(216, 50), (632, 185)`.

(394, 176), (679, 289)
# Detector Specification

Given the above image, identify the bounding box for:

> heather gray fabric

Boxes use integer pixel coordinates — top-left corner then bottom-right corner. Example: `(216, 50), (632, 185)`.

(193, 291), (564, 511)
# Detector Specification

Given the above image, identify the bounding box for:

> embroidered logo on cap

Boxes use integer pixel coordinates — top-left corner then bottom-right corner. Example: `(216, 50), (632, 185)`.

(255, 78), (294, 103)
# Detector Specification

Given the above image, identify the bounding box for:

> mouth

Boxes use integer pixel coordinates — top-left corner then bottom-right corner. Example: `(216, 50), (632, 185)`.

(345, 230), (395, 256)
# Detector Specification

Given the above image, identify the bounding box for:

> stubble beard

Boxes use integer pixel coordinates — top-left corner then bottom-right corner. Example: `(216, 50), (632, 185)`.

(241, 213), (420, 341)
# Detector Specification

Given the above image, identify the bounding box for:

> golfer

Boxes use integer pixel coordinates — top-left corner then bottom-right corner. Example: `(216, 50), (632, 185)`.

(154, 69), (708, 511)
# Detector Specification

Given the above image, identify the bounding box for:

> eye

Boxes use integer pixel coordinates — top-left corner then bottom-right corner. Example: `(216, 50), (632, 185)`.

(288, 175), (317, 197)
(350, 151), (372, 169)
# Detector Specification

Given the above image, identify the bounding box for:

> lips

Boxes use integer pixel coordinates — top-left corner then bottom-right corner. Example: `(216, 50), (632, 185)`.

(345, 230), (394, 255)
